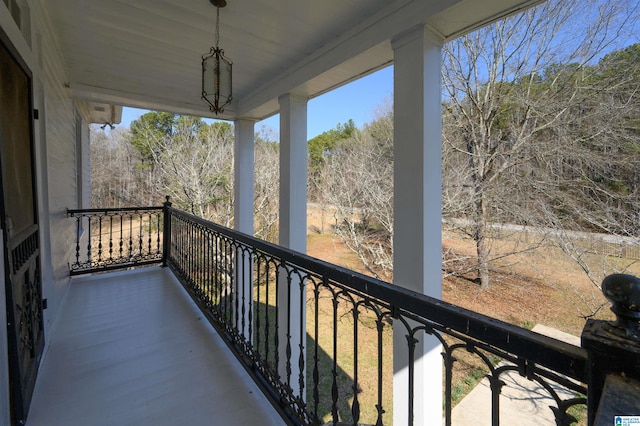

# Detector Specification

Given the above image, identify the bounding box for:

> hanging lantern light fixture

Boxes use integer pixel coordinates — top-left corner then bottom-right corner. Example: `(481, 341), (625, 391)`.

(202, 0), (232, 115)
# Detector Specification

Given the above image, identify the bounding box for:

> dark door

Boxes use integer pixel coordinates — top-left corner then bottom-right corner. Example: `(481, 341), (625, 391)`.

(0, 40), (45, 425)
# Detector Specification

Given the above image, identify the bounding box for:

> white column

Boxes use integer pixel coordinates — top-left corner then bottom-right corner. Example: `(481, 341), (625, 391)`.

(278, 93), (308, 252)
(392, 26), (444, 426)
(234, 118), (256, 340)
(234, 118), (256, 234)
(277, 93), (308, 397)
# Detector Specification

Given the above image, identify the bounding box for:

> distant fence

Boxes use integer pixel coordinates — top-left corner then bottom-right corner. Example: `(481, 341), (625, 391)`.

(444, 218), (640, 260)
(584, 239), (640, 260)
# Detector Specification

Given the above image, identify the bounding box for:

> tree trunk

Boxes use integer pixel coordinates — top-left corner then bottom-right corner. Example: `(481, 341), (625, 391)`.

(474, 186), (491, 289)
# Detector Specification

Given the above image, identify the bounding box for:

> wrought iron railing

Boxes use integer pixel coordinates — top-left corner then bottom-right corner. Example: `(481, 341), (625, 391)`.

(66, 206), (164, 275)
(164, 206), (589, 426)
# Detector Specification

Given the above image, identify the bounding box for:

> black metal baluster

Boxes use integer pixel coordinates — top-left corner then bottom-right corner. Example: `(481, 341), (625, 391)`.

(128, 214), (133, 259)
(87, 215), (92, 264)
(200, 227), (206, 297)
(184, 219), (188, 271)
(74, 215), (81, 268)
(138, 212), (143, 258)
(187, 219), (192, 285)
(255, 258), (262, 359)
(266, 260), (272, 369)
(176, 218), (182, 274)
(156, 212), (161, 257)
(186, 220), (190, 274)
(230, 240), (236, 333)
(198, 225), (203, 294)
(273, 262), (279, 381)
(297, 273), (305, 402)
(231, 241), (236, 319)
(215, 235), (220, 309)
(176, 216), (182, 268)
(375, 314), (385, 426)
(331, 294), (339, 423)
(202, 229), (207, 302)
(221, 235), (226, 310)
(213, 233), (220, 309)
(205, 230), (211, 306)
(192, 221), (197, 288)
(238, 246), (244, 339)
(352, 305), (360, 425)
(172, 216), (177, 266)
(147, 212), (152, 257)
(176, 217), (182, 268)
(191, 221), (195, 287)
(312, 280), (321, 422)
(98, 215), (104, 265)
(195, 225), (200, 293)
(119, 214), (124, 260)
(222, 237), (229, 322)
(198, 227), (203, 298)
(246, 249), (253, 346)
(234, 243), (240, 337)
(97, 215), (103, 263)
(195, 224), (200, 294)
(490, 371), (504, 426)
(211, 232), (222, 310)
(187, 220), (192, 287)
(108, 214), (114, 263)
(443, 348), (455, 426)
(285, 269), (293, 389)
(407, 332), (418, 426)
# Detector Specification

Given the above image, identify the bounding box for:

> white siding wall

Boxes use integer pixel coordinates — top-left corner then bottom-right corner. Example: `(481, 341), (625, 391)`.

(32, 0), (83, 334)
(1, 0), (87, 344)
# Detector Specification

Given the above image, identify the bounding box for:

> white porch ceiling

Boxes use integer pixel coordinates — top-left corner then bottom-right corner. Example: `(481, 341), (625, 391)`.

(45, 0), (543, 121)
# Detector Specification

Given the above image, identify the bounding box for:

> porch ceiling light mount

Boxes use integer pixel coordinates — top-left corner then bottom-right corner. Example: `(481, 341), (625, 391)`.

(202, 0), (232, 115)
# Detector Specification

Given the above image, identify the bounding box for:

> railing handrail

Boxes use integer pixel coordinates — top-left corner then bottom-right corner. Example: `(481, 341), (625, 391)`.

(67, 206), (164, 215)
(167, 206), (588, 383)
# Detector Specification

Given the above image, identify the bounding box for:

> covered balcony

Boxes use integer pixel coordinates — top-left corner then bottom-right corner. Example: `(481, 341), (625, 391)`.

(1, 0), (639, 425)
(21, 203), (635, 425)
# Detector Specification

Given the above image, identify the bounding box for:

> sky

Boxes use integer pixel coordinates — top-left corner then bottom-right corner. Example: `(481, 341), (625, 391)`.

(116, 0), (640, 141)
(118, 65), (394, 140)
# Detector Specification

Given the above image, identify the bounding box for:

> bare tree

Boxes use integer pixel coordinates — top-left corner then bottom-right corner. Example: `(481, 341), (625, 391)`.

(320, 106), (394, 279)
(90, 126), (152, 207)
(529, 43), (640, 316)
(135, 118), (235, 224)
(441, 0), (638, 288)
(254, 125), (280, 242)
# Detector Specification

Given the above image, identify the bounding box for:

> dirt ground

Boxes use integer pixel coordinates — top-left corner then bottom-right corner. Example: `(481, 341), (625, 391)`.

(306, 205), (623, 337)
(304, 205), (629, 422)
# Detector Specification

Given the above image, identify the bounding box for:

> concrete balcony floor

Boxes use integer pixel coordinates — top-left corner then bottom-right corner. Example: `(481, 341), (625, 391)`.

(26, 267), (283, 426)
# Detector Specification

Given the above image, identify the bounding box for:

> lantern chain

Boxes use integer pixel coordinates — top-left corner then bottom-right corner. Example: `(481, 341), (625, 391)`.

(215, 7), (221, 49)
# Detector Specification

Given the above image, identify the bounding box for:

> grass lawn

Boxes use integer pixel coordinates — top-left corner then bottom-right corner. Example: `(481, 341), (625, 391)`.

(303, 205), (633, 424)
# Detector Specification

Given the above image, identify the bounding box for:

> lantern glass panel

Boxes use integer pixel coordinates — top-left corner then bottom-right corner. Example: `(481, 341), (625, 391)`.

(202, 51), (232, 106)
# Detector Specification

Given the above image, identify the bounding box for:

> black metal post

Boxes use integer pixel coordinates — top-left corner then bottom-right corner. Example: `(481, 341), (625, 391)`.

(162, 196), (172, 267)
(581, 273), (640, 426)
